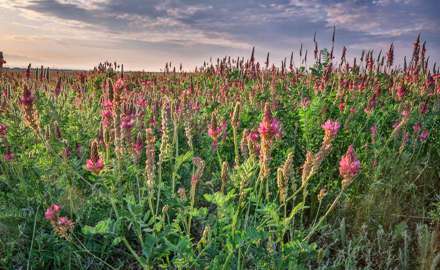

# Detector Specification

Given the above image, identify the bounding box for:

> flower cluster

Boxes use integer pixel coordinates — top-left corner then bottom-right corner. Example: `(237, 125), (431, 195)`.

(208, 112), (227, 150)
(258, 105), (282, 139)
(86, 140), (104, 174)
(0, 123), (7, 137)
(339, 145), (361, 190)
(321, 120), (340, 145)
(44, 204), (74, 239)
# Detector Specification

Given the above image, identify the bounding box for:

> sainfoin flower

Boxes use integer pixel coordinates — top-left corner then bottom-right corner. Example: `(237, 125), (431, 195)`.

(208, 112), (227, 150)
(113, 78), (125, 92)
(86, 140), (104, 174)
(322, 120), (340, 144)
(3, 151), (14, 161)
(396, 84), (406, 99)
(370, 124), (377, 138)
(419, 129), (429, 141)
(44, 204), (74, 238)
(0, 123), (7, 137)
(44, 204), (61, 221)
(58, 216), (74, 227)
(121, 114), (135, 130)
(339, 145), (360, 189)
(20, 87), (34, 106)
(258, 104), (282, 139)
(412, 122), (421, 133)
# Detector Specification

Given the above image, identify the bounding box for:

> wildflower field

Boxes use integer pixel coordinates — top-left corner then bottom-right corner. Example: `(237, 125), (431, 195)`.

(0, 36), (439, 269)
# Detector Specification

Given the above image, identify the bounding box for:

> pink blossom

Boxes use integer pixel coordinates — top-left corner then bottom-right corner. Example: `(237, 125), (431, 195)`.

(247, 130), (260, 142)
(58, 216), (74, 227)
(412, 122), (421, 133)
(370, 124), (377, 137)
(86, 158), (104, 174)
(300, 97), (310, 108)
(370, 124), (377, 143)
(0, 123), (7, 137)
(339, 145), (360, 180)
(101, 109), (113, 127)
(133, 137), (143, 156)
(121, 114), (135, 130)
(419, 129), (429, 141)
(45, 204), (61, 221)
(339, 102), (345, 112)
(102, 99), (113, 109)
(396, 84), (406, 99)
(20, 87), (34, 106)
(401, 109), (410, 118)
(419, 102), (428, 114)
(322, 120), (341, 139)
(113, 78), (125, 92)
(3, 151), (14, 161)
(258, 106), (282, 139)
(208, 121), (226, 141)
(136, 97), (147, 108)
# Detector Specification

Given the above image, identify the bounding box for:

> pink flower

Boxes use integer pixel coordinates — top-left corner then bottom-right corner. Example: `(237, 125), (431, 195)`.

(102, 99), (113, 109)
(370, 124), (377, 137)
(20, 87), (34, 106)
(101, 109), (113, 127)
(113, 78), (125, 92)
(121, 114), (135, 130)
(58, 216), (74, 227)
(136, 97), (147, 108)
(412, 122), (421, 133)
(396, 84), (406, 99)
(3, 151), (14, 161)
(339, 145), (360, 180)
(419, 129), (429, 141)
(192, 102), (200, 111)
(432, 74), (440, 80)
(339, 102), (345, 112)
(45, 204), (61, 221)
(419, 102), (428, 114)
(248, 130), (260, 142)
(401, 109), (410, 118)
(86, 158), (104, 174)
(133, 136), (143, 156)
(370, 124), (377, 143)
(0, 123), (7, 137)
(300, 97), (311, 108)
(322, 120), (341, 140)
(258, 105), (282, 139)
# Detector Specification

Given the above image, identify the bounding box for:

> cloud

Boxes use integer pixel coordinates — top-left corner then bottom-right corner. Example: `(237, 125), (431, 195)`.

(0, 0), (438, 70)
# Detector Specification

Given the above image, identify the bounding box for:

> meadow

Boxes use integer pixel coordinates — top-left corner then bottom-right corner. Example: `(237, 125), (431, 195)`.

(0, 35), (439, 269)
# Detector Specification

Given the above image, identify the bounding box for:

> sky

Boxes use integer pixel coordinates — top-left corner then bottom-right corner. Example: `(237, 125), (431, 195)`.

(0, 0), (439, 71)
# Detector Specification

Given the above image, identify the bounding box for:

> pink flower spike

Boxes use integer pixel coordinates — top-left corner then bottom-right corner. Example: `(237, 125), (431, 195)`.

(3, 151), (14, 161)
(0, 123), (7, 137)
(412, 122), (421, 133)
(339, 145), (360, 180)
(322, 119), (341, 140)
(45, 204), (61, 221)
(419, 129), (429, 141)
(86, 158), (104, 174)
(58, 216), (74, 226)
(113, 78), (125, 92)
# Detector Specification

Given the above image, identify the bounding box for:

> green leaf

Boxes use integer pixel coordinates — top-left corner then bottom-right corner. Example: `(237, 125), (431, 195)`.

(82, 218), (112, 235)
